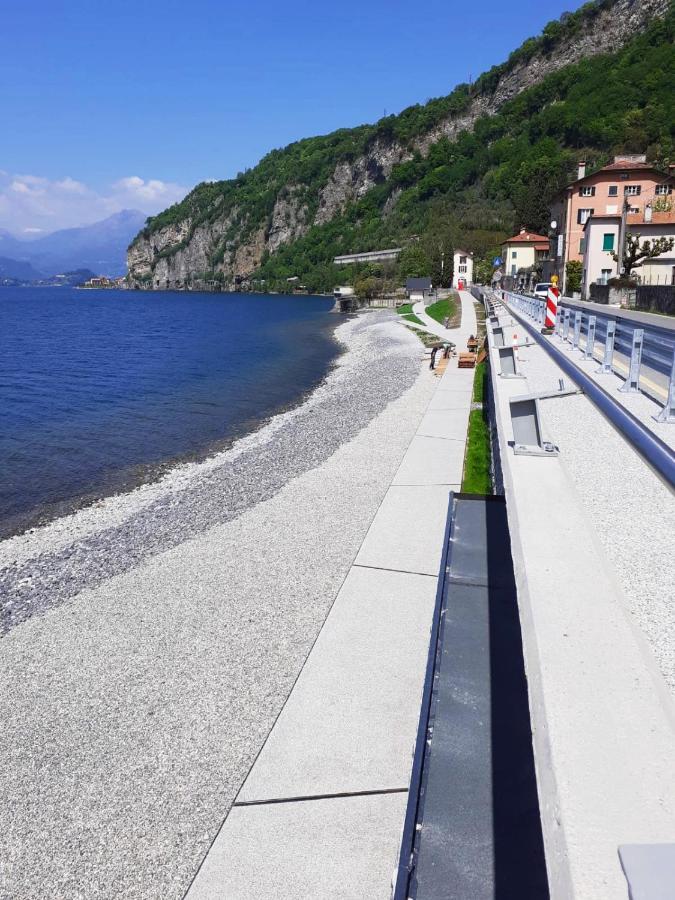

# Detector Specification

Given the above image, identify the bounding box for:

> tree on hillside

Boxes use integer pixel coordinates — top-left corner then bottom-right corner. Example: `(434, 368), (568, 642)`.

(397, 245), (431, 279)
(612, 233), (675, 276)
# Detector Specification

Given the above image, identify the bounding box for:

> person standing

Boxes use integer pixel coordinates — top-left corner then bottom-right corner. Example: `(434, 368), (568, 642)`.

(430, 347), (438, 370)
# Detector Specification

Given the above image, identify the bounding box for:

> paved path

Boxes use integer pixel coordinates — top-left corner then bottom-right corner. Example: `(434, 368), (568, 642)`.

(412, 292), (476, 343)
(186, 292), (480, 899)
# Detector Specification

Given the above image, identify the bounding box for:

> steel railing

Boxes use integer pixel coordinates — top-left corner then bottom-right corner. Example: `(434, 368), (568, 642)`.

(499, 290), (675, 423)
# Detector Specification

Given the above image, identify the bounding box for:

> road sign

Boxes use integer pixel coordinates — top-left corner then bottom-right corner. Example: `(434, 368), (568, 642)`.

(493, 257), (502, 266)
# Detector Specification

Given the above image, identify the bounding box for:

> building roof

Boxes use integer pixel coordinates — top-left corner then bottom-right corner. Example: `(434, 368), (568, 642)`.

(454, 248), (473, 257)
(563, 157), (673, 191)
(584, 209), (675, 230)
(406, 277), (432, 291)
(502, 230), (549, 245)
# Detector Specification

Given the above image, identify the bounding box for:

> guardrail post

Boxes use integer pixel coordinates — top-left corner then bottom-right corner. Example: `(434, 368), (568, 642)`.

(654, 349), (675, 423)
(597, 320), (616, 374)
(563, 309), (571, 342)
(555, 308), (563, 337)
(585, 316), (596, 360)
(618, 328), (644, 393)
(570, 310), (582, 351)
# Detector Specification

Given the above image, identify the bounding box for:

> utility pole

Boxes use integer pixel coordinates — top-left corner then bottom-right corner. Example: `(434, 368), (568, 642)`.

(617, 196), (630, 277)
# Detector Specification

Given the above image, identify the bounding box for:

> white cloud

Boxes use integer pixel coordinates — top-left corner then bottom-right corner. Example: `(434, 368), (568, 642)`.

(0, 171), (188, 233)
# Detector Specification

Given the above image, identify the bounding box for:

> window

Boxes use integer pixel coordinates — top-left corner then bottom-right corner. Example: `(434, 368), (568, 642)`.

(602, 233), (615, 251)
(511, 251), (517, 259)
(619, 173), (629, 180)
(577, 208), (594, 225)
(579, 238), (586, 253)
(624, 185), (641, 196)
(459, 255), (467, 263)
(608, 185), (618, 197)
(579, 186), (596, 197)
(458, 264), (467, 273)
(511, 265), (516, 276)
(600, 269), (612, 284)
(629, 207), (639, 214)
(655, 184), (672, 195)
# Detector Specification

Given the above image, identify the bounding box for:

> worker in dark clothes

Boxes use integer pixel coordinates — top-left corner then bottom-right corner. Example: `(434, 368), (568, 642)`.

(430, 347), (438, 370)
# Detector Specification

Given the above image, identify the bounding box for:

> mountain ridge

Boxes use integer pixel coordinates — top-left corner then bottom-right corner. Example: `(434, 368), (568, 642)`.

(127, 0), (672, 291)
(0, 210), (145, 277)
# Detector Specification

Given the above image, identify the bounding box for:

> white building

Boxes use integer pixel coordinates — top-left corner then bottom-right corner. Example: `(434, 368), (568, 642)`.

(581, 208), (675, 296)
(452, 250), (473, 288)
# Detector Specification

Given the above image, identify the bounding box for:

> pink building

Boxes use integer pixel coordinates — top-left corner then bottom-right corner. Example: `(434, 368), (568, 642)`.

(551, 155), (674, 292)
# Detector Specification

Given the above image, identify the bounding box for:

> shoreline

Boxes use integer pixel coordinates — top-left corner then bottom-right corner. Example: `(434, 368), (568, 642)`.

(0, 310), (425, 634)
(0, 308), (439, 899)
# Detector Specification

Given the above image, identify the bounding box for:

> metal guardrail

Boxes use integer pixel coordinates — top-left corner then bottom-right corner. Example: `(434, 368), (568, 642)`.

(483, 290), (675, 490)
(502, 291), (675, 423)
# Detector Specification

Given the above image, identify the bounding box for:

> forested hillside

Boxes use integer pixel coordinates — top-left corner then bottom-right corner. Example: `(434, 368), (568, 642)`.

(127, 0), (673, 292)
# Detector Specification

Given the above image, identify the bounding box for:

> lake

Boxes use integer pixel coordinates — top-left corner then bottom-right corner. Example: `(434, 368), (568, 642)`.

(0, 288), (338, 538)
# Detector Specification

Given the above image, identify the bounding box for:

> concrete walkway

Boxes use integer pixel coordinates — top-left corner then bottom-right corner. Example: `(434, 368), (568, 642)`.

(185, 292), (479, 899)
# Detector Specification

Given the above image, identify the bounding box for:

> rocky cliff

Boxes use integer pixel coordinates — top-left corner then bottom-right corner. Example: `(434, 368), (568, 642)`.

(128, 0), (669, 290)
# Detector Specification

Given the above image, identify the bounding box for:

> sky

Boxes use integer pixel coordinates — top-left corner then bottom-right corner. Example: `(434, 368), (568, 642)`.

(1, 0), (586, 234)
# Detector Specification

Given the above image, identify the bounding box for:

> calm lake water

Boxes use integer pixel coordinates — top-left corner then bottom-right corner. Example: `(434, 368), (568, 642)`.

(0, 288), (338, 538)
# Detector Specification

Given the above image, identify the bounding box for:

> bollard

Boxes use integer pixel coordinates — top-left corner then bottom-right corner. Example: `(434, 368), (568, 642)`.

(619, 328), (644, 393)
(585, 315), (597, 360)
(563, 309), (571, 341)
(570, 310), (582, 351)
(597, 320), (616, 374)
(654, 348), (675, 423)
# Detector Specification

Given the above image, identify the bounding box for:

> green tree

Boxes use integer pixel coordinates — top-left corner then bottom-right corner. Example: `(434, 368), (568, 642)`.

(397, 245), (431, 279)
(565, 260), (582, 293)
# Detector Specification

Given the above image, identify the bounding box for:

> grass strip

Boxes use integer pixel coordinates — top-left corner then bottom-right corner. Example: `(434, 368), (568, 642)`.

(461, 360), (492, 494)
(425, 294), (459, 326)
(397, 302), (415, 316)
(402, 312), (423, 325)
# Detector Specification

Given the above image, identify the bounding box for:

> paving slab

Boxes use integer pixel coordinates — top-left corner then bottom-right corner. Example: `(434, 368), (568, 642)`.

(354, 485), (452, 577)
(417, 408), (471, 442)
(238, 567), (435, 802)
(425, 390), (473, 412)
(185, 792), (407, 900)
(392, 435), (466, 487)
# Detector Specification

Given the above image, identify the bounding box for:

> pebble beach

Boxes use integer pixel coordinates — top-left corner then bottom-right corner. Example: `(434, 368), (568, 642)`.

(0, 310), (438, 899)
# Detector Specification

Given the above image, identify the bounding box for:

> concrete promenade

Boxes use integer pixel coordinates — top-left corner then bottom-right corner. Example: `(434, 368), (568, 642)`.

(185, 293), (478, 898)
(487, 302), (675, 899)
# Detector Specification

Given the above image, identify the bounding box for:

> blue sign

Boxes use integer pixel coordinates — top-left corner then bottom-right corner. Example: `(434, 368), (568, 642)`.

(493, 257), (502, 266)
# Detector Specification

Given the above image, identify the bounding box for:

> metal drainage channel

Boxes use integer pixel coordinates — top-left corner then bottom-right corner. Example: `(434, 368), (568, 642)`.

(393, 493), (548, 900)
(501, 297), (675, 491)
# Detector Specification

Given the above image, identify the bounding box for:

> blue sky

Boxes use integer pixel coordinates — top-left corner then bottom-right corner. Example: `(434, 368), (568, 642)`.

(1, 0), (584, 232)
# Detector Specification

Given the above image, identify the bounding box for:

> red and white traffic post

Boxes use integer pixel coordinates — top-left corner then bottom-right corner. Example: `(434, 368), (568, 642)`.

(543, 275), (560, 334)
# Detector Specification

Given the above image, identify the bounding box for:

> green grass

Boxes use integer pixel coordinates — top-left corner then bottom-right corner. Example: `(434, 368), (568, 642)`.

(397, 302), (415, 315)
(461, 361), (492, 494)
(402, 312), (424, 325)
(425, 295), (458, 326)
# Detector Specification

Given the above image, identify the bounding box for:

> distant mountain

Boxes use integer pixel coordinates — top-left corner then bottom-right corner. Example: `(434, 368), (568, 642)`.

(0, 256), (44, 282)
(0, 210), (146, 277)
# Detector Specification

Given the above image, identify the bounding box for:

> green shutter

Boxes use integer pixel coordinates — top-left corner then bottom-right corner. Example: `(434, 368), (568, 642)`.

(602, 233), (614, 251)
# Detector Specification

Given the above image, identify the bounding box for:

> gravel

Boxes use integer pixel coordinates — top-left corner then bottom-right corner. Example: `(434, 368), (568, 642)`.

(1, 312), (421, 635)
(0, 311), (437, 900)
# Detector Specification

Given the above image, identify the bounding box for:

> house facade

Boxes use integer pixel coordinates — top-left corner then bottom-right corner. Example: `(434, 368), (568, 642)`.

(501, 229), (549, 284)
(452, 250), (473, 288)
(551, 155), (674, 292)
(581, 208), (675, 297)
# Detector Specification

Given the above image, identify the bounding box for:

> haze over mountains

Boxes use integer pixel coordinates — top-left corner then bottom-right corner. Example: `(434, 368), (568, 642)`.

(0, 209), (146, 279)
